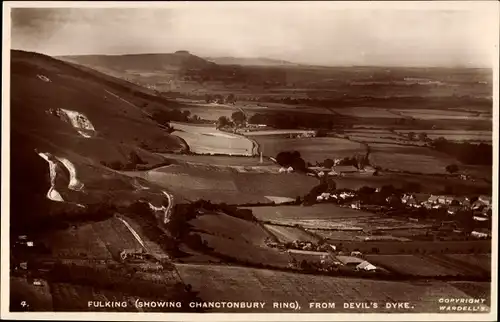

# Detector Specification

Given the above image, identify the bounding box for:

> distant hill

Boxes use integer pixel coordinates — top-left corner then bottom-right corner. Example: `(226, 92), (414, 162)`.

(58, 50), (216, 73)
(205, 56), (300, 67)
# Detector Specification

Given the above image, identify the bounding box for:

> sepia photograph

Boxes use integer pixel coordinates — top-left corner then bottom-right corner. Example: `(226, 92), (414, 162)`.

(1, 1), (498, 321)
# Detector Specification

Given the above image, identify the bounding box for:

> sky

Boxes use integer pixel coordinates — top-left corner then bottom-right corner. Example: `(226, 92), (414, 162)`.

(9, 2), (498, 67)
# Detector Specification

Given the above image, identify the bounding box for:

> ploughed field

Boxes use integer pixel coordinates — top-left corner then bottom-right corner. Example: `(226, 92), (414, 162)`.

(175, 264), (488, 313)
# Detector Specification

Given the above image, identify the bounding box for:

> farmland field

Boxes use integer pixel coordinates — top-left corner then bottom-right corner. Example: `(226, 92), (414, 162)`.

(332, 172), (491, 195)
(369, 143), (459, 174)
(252, 136), (366, 162)
(175, 263), (485, 313)
(244, 129), (316, 136)
(170, 122), (255, 156)
(288, 249), (332, 265)
(142, 164), (317, 204)
(264, 224), (320, 243)
(390, 108), (492, 121)
(397, 129), (492, 142)
(184, 212), (292, 267)
(191, 213), (271, 246)
(179, 105), (238, 121)
(198, 233), (292, 268)
(160, 153), (276, 167)
(442, 254), (491, 273)
(249, 204), (375, 221)
(365, 255), (465, 276)
(308, 229), (368, 241)
(331, 107), (399, 118)
(38, 215), (148, 262)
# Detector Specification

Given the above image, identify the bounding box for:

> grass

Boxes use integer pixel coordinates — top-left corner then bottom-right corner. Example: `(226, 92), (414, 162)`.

(253, 136), (366, 162)
(175, 263), (482, 313)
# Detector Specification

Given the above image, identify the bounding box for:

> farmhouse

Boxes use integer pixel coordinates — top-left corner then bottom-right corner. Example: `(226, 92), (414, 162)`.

(356, 261), (377, 272)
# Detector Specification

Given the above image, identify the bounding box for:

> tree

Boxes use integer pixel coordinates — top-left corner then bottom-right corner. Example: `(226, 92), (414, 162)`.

(276, 152), (294, 167)
(325, 178), (337, 192)
(231, 111), (247, 126)
(205, 94), (213, 103)
(226, 93), (236, 105)
(418, 132), (428, 141)
(323, 158), (334, 168)
(217, 116), (230, 129)
(407, 132), (416, 141)
(445, 164), (459, 174)
(291, 157), (307, 172)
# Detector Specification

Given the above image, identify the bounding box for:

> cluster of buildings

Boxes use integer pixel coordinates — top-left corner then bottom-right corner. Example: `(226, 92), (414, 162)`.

(401, 193), (492, 219)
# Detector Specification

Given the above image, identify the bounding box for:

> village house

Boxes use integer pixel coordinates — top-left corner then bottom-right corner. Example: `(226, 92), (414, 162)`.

(471, 230), (490, 239)
(437, 195), (455, 205)
(472, 195), (492, 210)
(350, 200), (361, 209)
(401, 193), (430, 208)
(447, 205), (461, 215)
